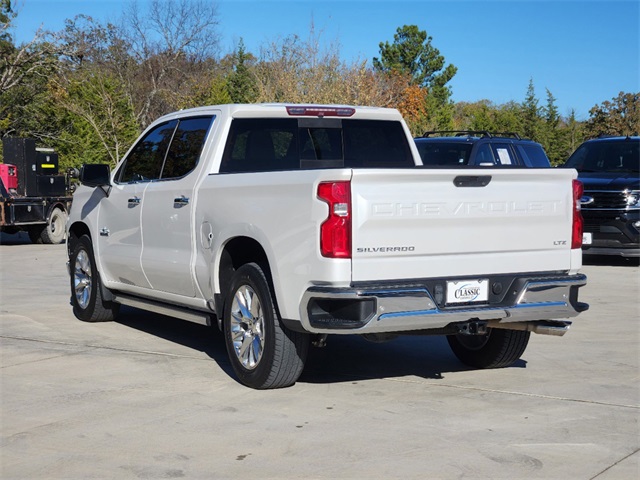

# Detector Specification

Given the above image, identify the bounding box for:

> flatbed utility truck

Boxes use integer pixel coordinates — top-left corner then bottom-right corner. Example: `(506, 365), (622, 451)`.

(1, 138), (72, 244)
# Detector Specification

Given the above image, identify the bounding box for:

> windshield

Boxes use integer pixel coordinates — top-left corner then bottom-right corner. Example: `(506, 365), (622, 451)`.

(565, 140), (640, 173)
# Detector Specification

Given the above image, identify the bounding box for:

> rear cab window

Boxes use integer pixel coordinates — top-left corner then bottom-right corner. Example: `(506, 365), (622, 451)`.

(414, 142), (473, 166)
(219, 118), (414, 173)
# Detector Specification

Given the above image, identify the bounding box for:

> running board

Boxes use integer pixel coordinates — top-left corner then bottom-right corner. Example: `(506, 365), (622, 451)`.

(112, 293), (213, 327)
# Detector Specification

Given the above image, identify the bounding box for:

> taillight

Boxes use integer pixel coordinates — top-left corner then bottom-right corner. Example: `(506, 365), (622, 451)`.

(317, 181), (351, 258)
(572, 179), (584, 249)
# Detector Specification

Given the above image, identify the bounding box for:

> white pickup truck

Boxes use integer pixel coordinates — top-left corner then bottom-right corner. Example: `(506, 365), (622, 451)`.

(66, 104), (588, 389)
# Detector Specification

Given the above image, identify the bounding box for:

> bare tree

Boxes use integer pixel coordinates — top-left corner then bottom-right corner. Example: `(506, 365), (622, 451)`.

(122, 0), (220, 126)
(0, 1), (59, 95)
(253, 24), (407, 107)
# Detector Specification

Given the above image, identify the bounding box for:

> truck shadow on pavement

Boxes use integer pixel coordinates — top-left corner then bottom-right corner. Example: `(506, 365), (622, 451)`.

(583, 254), (640, 267)
(300, 335), (526, 384)
(115, 306), (235, 378)
(115, 306), (524, 385)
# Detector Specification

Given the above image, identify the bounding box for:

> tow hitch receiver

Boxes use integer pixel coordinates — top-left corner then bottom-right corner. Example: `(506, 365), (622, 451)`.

(455, 320), (488, 335)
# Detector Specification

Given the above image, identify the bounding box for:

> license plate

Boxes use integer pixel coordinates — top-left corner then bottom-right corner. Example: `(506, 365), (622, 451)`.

(446, 279), (489, 305)
(583, 232), (592, 245)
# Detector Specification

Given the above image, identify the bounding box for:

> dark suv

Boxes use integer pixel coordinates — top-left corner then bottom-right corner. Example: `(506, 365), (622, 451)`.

(563, 136), (640, 257)
(413, 131), (551, 167)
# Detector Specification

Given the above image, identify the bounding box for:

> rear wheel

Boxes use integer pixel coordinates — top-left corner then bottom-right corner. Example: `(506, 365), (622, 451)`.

(223, 263), (309, 389)
(41, 208), (67, 244)
(447, 328), (530, 368)
(69, 235), (119, 322)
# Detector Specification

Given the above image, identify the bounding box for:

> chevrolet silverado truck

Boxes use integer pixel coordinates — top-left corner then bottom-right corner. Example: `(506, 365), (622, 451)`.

(562, 136), (639, 257)
(66, 104), (588, 389)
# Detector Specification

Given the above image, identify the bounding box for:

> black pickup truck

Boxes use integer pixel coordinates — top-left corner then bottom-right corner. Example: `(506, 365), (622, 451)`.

(563, 136), (640, 258)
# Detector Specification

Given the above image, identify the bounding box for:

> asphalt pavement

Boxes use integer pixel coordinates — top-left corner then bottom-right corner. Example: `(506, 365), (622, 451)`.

(1, 232), (638, 479)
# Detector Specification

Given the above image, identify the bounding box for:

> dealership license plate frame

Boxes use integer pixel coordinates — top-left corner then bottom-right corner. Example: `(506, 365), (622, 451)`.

(446, 279), (489, 305)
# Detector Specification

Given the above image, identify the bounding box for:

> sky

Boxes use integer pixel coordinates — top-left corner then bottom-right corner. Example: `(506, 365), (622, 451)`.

(8, 0), (640, 120)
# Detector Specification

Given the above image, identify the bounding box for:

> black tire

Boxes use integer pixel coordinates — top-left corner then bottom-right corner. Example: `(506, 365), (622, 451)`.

(27, 226), (46, 244)
(69, 235), (119, 322)
(40, 208), (67, 244)
(223, 263), (309, 389)
(447, 328), (530, 369)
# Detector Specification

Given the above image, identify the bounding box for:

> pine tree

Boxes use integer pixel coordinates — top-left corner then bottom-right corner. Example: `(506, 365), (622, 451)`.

(521, 79), (541, 141)
(227, 39), (258, 104)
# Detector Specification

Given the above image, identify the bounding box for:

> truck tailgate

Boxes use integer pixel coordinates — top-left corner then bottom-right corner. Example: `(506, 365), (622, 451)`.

(351, 168), (577, 282)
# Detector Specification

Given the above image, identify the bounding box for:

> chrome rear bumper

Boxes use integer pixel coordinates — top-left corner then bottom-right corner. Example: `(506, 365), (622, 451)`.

(300, 274), (588, 335)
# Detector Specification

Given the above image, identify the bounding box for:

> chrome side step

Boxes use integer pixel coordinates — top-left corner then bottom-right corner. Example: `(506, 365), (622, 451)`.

(112, 293), (213, 327)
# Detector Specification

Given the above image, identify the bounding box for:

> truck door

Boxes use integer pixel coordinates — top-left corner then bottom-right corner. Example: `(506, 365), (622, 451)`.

(140, 116), (215, 297)
(97, 120), (178, 289)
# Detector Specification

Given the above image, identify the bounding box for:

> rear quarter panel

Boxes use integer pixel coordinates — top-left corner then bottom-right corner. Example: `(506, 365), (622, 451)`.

(195, 169), (353, 320)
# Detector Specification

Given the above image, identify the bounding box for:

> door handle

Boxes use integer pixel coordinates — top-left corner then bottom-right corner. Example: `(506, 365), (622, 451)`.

(128, 196), (141, 207)
(174, 195), (190, 207)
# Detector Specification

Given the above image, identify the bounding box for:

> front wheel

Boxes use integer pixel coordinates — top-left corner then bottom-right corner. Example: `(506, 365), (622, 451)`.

(69, 235), (119, 322)
(223, 263), (309, 389)
(447, 328), (530, 369)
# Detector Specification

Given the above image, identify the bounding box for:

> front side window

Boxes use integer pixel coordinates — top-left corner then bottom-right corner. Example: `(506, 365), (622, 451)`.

(473, 144), (495, 165)
(118, 120), (178, 183)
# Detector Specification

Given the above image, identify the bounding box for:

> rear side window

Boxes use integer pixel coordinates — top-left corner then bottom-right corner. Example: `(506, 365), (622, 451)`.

(516, 144), (551, 167)
(161, 117), (214, 179)
(491, 143), (516, 165)
(219, 118), (414, 173)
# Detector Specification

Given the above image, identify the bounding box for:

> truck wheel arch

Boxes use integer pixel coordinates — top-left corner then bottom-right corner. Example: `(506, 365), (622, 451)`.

(68, 222), (92, 251)
(214, 236), (274, 323)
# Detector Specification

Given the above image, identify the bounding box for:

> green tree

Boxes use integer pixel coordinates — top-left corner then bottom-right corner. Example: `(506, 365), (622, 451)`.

(521, 79), (542, 140)
(540, 89), (564, 165)
(454, 100), (522, 133)
(564, 109), (585, 156)
(373, 25), (456, 89)
(227, 39), (258, 103)
(373, 25), (457, 129)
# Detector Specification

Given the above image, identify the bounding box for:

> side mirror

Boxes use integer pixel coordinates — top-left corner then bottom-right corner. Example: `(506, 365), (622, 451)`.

(79, 164), (111, 187)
